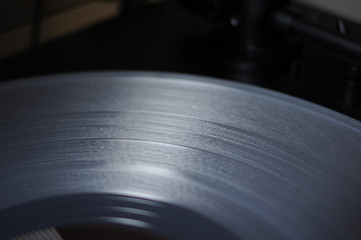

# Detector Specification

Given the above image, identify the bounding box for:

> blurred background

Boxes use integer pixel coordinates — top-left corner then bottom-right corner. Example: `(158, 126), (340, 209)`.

(0, 0), (360, 61)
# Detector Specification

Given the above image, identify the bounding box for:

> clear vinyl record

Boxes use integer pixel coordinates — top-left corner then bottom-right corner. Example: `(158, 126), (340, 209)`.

(0, 72), (360, 240)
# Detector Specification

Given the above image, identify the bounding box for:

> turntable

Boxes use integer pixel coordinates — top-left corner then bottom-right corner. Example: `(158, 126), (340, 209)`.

(0, 1), (361, 239)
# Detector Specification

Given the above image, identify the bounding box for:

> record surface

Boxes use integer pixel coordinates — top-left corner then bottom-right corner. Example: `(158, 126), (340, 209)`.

(0, 72), (361, 240)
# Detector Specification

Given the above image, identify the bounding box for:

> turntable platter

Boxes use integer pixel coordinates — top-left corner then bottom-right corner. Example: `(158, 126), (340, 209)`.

(0, 72), (360, 239)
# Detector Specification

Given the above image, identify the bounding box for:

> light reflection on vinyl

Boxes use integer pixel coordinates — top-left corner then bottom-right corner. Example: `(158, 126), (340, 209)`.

(0, 72), (361, 240)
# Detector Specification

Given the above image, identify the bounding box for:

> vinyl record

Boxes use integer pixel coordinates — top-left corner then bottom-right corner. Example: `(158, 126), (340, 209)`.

(0, 72), (360, 240)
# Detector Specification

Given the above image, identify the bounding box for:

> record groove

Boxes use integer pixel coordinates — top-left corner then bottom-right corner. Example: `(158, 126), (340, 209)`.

(0, 72), (361, 239)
